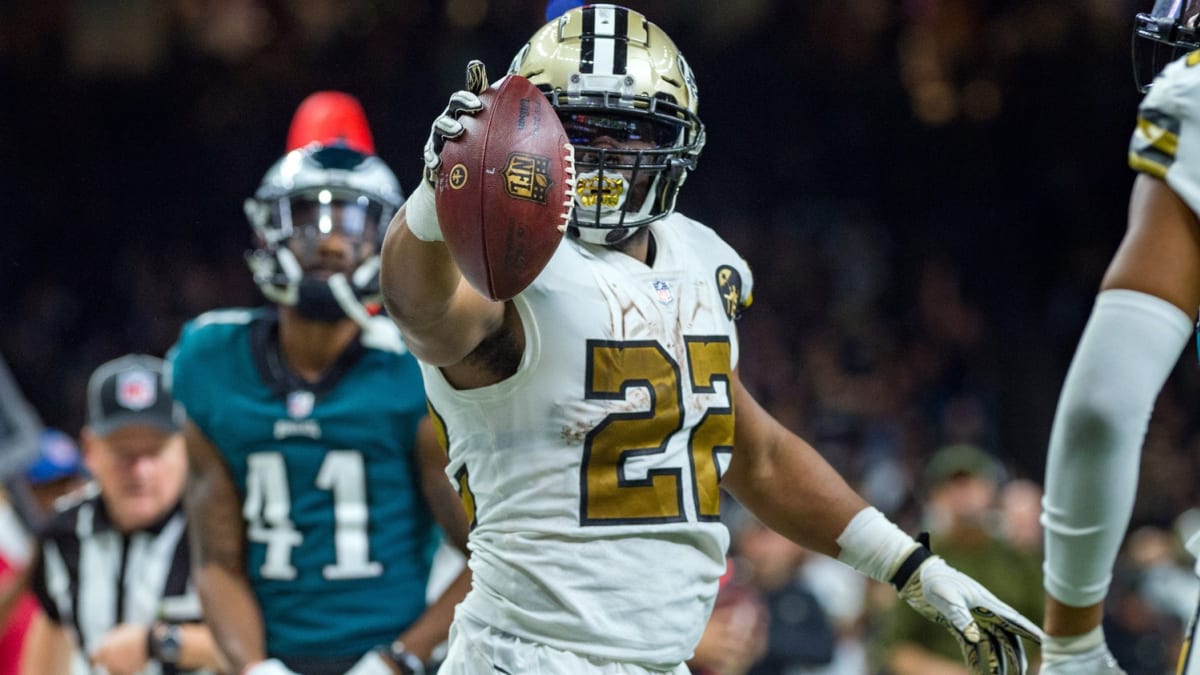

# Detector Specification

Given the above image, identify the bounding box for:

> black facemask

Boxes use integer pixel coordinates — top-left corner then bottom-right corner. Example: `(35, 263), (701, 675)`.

(294, 278), (347, 323)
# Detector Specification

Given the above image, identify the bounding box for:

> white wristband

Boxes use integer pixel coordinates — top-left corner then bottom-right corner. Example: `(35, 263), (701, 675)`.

(404, 179), (443, 242)
(835, 506), (920, 583)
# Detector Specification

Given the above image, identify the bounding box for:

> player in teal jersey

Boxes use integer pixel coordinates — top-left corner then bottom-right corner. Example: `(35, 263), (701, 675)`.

(170, 92), (470, 675)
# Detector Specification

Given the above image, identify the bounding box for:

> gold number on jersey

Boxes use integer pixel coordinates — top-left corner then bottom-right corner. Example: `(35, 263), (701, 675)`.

(583, 341), (685, 523)
(582, 337), (734, 525)
(685, 337), (733, 521)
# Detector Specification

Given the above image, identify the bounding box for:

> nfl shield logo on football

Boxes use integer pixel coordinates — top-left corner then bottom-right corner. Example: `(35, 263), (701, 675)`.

(116, 370), (157, 410)
(653, 280), (673, 304)
(287, 391), (315, 419)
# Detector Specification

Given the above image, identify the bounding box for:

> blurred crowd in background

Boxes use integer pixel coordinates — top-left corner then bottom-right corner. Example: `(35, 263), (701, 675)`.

(2, 0), (1199, 673)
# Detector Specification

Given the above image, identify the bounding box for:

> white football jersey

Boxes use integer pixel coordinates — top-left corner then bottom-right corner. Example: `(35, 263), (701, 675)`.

(1131, 49), (1200, 212)
(421, 211), (754, 668)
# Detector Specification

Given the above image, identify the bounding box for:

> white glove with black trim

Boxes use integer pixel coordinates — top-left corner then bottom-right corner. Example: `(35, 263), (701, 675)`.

(406, 60), (489, 242)
(896, 546), (1043, 675)
(1039, 627), (1126, 675)
(837, 507), (1042, 675)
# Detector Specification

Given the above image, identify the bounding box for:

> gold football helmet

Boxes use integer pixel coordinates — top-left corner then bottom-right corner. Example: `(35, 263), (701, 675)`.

(509, 4), (705, 245)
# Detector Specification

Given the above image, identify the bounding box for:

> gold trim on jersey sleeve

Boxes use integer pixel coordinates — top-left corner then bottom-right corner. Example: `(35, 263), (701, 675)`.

(1129, 109), (1180, 179)
(1129, 151), (1169, 179)
(1137, 115), (1179, 158)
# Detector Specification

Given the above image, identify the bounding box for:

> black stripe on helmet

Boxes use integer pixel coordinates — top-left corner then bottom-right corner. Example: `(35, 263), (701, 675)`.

(580, 5), (595, 73)
(613, 6), (628, 74)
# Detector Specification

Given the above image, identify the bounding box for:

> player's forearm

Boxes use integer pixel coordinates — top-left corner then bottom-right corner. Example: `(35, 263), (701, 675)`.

(723, 381), (867, 557)
(188, 497), (265, 669)
(381, 209), (501, 365)
(183, 423), (265, 669)
(394, 568), (472, 661)
(381, 208), (462, 325)
(194, 563), (267, 669)
(724, 438), (866, 558)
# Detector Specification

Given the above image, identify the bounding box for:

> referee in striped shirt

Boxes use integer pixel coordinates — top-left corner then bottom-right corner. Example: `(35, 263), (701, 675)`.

(22, 355), (226, 675)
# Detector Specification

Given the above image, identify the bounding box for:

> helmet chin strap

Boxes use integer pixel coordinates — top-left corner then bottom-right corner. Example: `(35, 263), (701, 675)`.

(349, 255), (383, 305)
(247, 246), (301, 306)
(329, 269), (407, 353)
(327, 273), (372, 326)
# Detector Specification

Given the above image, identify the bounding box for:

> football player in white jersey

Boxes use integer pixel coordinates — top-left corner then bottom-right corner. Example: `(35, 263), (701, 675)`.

(382, 5), (1041, 674)
(1039, 2), (1200, 674)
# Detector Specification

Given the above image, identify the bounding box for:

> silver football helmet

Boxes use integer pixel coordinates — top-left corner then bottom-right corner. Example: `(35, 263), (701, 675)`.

(509, 4), (705, 245)
(1134, 0), (1200, 92)
(244, 144), (404, 321)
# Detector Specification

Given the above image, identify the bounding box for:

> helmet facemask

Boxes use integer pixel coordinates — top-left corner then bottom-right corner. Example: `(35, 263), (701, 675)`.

(1134, 0), (1200, 92)
(553, 90), (703, 245)
(510, 4), (705, 246)
(245, 145), (403, 322)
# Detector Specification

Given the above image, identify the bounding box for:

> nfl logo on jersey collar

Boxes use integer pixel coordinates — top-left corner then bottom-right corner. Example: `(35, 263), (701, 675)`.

(287, 390), (315, 419)
(653, 280), (673, 304)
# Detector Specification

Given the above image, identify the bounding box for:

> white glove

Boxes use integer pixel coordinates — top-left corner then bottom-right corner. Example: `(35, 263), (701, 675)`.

(837, 508), (1042, 674)
(1040, 627), (1126, 675)
(343, 648), (426, 675)
(899, 554), (1044, 675)
(343, 650), (393, 675)
(407, 60), (489, 242)
(243, 659), (301, 675)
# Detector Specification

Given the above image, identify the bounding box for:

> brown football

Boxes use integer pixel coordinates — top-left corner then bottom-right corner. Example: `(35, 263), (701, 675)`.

(434, 74), (575, 301)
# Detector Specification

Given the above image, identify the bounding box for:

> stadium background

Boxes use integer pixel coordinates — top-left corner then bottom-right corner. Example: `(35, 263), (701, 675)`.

(0, 0), (1145, 488)
(0, 0), (1193, 672)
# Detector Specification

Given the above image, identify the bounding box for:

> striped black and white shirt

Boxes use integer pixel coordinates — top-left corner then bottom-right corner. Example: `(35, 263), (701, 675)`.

(29, 483), (206, 675)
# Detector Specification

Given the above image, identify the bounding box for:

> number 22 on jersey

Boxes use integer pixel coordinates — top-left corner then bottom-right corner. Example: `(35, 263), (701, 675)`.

(243, 450), (383, 581)
(582, 336), (734, 525)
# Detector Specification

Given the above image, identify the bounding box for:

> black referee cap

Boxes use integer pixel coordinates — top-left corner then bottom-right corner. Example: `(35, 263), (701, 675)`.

(86, 354), (180, 436)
